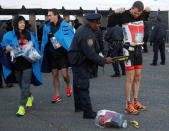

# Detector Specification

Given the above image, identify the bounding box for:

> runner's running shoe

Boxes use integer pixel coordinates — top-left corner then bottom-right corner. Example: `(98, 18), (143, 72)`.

(134, 101), (147, 110)
(66, 86), (72, 97)
(26, 95), (34, 108)
(51, 95), (61, 103)
(125, 104), (139, 115)
(16, 106), (25, 116)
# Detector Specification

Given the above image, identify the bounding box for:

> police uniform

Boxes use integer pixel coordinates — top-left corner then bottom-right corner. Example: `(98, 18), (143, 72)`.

(89, 28), (104, 78)
(68, 13), (106, 119)
(105, 25), (125, 76)
(143, 22), (149, 53)
(150, 16), (166, 65)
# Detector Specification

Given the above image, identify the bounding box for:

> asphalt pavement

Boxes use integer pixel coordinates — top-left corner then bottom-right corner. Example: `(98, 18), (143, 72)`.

(0, 44), (169, 131)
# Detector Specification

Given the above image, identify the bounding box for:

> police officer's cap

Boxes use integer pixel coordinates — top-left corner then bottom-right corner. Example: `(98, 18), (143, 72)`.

(84, 13), (101, 21)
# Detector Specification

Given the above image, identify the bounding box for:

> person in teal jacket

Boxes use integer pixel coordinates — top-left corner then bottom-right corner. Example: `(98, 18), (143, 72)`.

(1, 16), (42, 116)
(40, 9), (74, 103)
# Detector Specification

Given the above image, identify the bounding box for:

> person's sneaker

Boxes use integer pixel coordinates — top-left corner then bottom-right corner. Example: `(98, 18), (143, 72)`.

(51, 95), (61, 103)
(16, 106), (25, 116)
(125, 105), (139, 115)
(26, 95), (34, 108)
(83, 111), (97, 119)
(133, 101), (147, 111)
(66, 86), (72, 97)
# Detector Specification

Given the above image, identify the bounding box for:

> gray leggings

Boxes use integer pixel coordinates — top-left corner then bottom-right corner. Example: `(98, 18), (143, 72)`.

(15, 68), (32, 105)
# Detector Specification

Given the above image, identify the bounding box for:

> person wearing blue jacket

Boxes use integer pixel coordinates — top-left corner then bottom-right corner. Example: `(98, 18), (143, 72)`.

(41, 9), (74, 103)
(1, 16), (42, 116)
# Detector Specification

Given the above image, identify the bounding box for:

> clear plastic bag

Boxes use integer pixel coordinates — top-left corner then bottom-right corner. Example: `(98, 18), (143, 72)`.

(10, 41), (41, 63)
(95, 110), (127, 128)
(23, 41), (41, 63)
(10, 46), (24, 62)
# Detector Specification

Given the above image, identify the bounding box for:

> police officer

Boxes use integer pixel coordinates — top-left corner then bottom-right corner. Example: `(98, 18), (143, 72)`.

(143, 21), (149, 53)
(89, 28), (104, 78)
(68, 13), (112, 119)
(150, 16), (167, 65)
(105, 25), (125, 77)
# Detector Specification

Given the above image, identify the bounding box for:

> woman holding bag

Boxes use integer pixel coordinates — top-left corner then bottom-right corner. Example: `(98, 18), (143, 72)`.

(1, 16), (42, 116)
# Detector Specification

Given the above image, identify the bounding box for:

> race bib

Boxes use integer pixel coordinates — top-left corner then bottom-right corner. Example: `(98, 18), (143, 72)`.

(135, 33), (144, 44)
(122, 21), (144, 46)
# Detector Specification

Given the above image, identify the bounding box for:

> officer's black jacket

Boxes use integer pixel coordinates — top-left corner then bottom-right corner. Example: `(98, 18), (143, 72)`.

(104, 25), (123, 43)
(150, 22), (166, 42)
(68, 24), (106, 66)
(144, 22), (149, 37)
(107, 10), (149, 27)
(94, 29), (104, 53)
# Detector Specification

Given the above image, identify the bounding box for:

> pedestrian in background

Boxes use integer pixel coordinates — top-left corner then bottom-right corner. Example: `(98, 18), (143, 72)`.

(105, 25), (126, 77)
(150, 16), (167, 66)
(143, 21), (149, 53)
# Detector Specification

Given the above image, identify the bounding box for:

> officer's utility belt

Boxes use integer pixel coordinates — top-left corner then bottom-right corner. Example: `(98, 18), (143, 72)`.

(112, 40), (123, 43)
(156, 38), (165, 42)
(109, 41), (123, 49)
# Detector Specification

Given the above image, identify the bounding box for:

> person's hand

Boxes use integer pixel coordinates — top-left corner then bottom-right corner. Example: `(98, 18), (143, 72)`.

(105, 57), (114, 64)
(115, 8), (125, 14)
(6, 45), (12, 52)
(145, 7), (151, 12)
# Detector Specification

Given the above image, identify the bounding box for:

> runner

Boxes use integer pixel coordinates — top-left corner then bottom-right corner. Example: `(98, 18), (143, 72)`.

(40, 9), (74, 103)
(108, 1), (150, 114)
